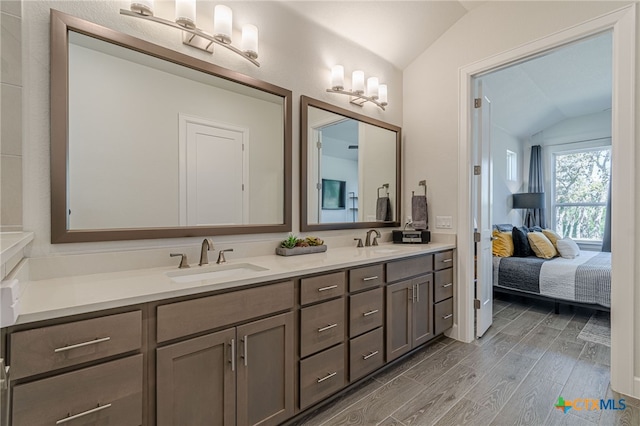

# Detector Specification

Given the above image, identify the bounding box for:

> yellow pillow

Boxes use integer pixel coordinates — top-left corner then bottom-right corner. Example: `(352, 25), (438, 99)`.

(492, 230), (514, 257)
(542, 229), (562, 249)
(528, 231), (557, 259)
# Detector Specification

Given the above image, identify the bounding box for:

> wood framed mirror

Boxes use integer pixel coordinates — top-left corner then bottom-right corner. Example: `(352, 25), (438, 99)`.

(301, 96), (401, 231)
(50, 10), (292, 243)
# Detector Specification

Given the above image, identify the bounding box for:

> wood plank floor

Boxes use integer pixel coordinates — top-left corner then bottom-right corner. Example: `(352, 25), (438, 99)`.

(294, 295), (640, 426)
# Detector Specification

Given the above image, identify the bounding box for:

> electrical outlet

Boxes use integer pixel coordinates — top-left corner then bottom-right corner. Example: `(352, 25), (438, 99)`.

(436, 216), (453, 229)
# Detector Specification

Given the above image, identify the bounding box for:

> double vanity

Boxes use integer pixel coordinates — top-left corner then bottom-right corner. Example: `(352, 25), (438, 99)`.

(2, 242), (455, 425)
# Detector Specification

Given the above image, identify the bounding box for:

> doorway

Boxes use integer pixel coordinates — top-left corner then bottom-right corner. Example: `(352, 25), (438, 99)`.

(457, 5), (636, 397)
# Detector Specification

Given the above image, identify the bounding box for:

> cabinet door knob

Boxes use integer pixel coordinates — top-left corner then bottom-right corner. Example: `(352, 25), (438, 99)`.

(318, 285), (338, 292)
(442, 314), (453, 320)
(54, 337), (111, 353)
(443, 283), (453, 288)
(230, 339), (236, 372)
(363, 350), (379, 360)
(362, 276), (379, 282)
(363, 309), (379, 317)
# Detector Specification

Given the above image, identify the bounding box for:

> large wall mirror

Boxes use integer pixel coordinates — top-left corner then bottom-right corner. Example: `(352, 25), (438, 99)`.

(301, 96), (401, 231)
(50, 10), (292, 243)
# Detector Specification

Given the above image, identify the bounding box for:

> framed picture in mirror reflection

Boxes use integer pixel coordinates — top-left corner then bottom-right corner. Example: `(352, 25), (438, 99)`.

(322, 179), (346, 210)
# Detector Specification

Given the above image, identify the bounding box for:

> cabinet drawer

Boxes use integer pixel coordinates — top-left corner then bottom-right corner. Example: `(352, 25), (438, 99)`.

(349, 327), (384, 381)
(434, 298), (454, 335)
(386, 255), (433, 282)
(300, 298), (345, 358)
(349, 288), (383, 337)
(157, 281), (293, 342)
(12, 354), (143, 426)
(434, 250), (454, 271)
(10, 310), (142, 380)
(434, 268), (454, 303)
(301, 272), (345, 306)
(299, 343), (345, 409)
(349, 264), (384, 292)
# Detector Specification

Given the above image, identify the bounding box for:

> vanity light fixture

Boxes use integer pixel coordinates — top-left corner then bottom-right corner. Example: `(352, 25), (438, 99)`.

(327, 65), (388, 110)
(120, 0), (260, 66)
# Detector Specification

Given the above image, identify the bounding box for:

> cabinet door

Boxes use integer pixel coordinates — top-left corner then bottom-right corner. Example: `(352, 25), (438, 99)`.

(157, 329), (236, 426)
(412, 274), (434, 346)
(236, 312), (294, 426)
(386, 280), (412, 362)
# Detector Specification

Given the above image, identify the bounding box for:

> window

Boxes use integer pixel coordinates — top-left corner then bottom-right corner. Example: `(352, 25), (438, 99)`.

(552, 147), (611, 242)
(506, 150), (517, 181)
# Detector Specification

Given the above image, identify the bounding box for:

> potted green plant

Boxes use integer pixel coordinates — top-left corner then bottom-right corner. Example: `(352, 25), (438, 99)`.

(275, 234), (327, 256)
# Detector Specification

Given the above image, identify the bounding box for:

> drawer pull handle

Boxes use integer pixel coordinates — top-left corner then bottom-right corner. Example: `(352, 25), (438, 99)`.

(56, 403), (112, 424)
(54, 337), (111, 353)
(442, 259), (453, 263)
(442, 314), (453, 320)
(442, 283), (453, 288)
(363, 309), (379, 317)
(318, 323), (338, 332)
(317, 371), (337, 383)
(318, 285), (338, 292)
(363, 350), (379, 360)
(363, 276), (379, 281)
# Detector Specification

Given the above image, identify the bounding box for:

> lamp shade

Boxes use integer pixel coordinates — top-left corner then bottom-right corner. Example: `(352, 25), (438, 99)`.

(512, 192), (545, 209)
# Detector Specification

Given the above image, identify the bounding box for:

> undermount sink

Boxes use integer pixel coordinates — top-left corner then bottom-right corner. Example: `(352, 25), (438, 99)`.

(370, 248), (399, 254)
(166, 263), (268, 284)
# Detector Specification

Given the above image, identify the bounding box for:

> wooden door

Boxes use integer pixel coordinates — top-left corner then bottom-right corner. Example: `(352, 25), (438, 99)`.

(412, 274), (434, 346)
(386, 280), (412, 362)
(236, 312), (294, 426)
(474, 79), (494, 337)
(156, 328), (236, 426)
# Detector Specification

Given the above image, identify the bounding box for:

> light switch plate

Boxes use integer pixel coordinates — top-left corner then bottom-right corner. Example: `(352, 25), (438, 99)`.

(436, 216), (453, 229)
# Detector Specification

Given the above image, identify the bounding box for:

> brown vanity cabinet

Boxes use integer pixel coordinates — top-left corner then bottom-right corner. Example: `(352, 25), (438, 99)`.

(156, 282), (295, 426)
(433, 250), (455, 336)
(8, 309), (144, 426)
(156, 312), (294, 426)
(385, 274), (434, 361)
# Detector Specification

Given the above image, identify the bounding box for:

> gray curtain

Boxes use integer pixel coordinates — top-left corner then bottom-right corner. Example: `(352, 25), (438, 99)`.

(526, 145), (546, 228)
(602, 177), (611, 252)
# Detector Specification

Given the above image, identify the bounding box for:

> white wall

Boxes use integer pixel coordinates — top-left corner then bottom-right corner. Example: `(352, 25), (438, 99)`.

(403, 0), (638, 397)
(491, 126), (524, 226)
(21, 0), (402, 256)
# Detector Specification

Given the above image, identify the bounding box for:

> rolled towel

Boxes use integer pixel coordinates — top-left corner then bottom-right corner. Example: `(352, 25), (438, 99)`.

(412, 194), (428, 230)
(376, 196), (391, 221)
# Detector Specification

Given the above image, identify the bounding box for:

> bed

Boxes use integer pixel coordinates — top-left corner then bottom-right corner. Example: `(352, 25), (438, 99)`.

(493, 250), (611, 312)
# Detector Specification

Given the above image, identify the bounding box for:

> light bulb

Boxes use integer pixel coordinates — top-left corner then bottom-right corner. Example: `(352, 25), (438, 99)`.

(379, 84), (388, 105)
(130, 0), (154, 16)
(175, 0), (196, 28)
(331, 65), (344, 90)
(367, 77), (379, 99)
(352, 70), (365, 95)
(213, 5), (233, 44)
(241, 24), (259, 59)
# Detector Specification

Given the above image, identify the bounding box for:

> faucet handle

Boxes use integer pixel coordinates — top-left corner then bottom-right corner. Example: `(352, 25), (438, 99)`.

(217, 248), (234, 264)
(354, 238), (364, 248)
(170, 253), (190, 269)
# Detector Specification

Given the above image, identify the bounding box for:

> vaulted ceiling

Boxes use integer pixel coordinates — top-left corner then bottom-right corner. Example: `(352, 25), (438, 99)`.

(282, 1), (612, 140)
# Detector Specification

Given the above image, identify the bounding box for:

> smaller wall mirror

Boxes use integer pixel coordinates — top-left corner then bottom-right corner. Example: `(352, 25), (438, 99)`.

(301, 96), (401, 231)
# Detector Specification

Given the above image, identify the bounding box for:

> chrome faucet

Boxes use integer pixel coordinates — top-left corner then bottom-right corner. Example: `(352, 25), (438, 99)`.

(217, 248), (234, 264)
(199, 238), (215, 266)
(365, 229), (381, 247)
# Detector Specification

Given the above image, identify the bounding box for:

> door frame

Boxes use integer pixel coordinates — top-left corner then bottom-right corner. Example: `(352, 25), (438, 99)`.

(457, 4), (636, 396)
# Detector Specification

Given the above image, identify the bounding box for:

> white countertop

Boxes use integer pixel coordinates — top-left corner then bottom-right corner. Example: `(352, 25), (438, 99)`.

(14, 242), (455, 325)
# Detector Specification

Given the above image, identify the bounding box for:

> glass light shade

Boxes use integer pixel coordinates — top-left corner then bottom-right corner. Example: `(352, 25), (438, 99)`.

(367, 77), (379, 99)
(352, 70), (365, 94)
(175, 0), (196, 28)
(378, 84), (388, 105)
(131, 0), (154, 16)
(331, 65), (344, 90)
(241, 24), (259, 59)
(213, 5), (233, 44)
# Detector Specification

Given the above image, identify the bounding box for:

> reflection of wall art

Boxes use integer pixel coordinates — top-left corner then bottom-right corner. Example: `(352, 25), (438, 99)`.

(322, 179), (346, 210)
